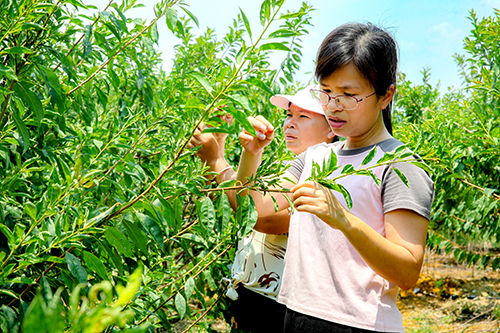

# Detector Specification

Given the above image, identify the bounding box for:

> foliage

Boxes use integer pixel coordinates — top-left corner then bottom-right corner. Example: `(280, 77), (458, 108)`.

(1, 0), (499, 331)
(0, 0), (314, 331)
(394, 10), (500, 270)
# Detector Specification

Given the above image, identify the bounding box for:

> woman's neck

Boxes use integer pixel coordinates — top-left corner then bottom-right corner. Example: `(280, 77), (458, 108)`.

(343, 127), (392, 150)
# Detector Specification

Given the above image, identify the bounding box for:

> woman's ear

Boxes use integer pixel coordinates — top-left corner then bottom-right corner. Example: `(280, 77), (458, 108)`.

(379, 84), (395, 110)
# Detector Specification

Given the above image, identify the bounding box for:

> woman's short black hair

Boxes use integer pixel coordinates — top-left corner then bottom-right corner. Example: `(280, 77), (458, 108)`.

(315, 23), (398, 134)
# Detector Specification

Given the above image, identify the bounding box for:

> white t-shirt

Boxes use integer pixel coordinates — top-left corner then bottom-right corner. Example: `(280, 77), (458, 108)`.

(226, 230), (288, 300)
(278, 139), (434, 332)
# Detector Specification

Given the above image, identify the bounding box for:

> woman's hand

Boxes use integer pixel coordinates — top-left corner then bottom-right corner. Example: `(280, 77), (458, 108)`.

(188, 113), (233, 165)
(238, 115), (274, 156)
(291, 181), (351, 231)
(188, 127), (223, 166)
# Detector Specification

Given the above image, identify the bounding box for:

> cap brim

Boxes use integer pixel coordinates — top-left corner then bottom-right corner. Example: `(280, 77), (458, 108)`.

(270, 92), (324, 115)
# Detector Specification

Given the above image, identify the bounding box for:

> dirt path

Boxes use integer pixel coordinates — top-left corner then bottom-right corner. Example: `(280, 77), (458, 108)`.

(399, 250), (500, 332)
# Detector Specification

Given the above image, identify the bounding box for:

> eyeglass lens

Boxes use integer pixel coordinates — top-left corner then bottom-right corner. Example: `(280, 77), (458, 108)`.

(313, 90), (357, 110)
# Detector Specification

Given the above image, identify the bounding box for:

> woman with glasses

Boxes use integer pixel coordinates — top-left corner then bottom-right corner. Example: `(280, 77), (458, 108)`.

(235, 22), (434, 332)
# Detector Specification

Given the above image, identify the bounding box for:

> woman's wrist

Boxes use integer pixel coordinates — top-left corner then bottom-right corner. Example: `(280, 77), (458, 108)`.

(213, 159), (232, 183)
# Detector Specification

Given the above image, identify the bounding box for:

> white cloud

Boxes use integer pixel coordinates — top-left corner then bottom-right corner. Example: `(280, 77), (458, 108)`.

(428, 22), (462, 41)
(483, 0), (500, 7)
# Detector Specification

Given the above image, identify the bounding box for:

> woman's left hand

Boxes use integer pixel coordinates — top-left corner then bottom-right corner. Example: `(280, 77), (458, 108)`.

(291, 181), (350, 231)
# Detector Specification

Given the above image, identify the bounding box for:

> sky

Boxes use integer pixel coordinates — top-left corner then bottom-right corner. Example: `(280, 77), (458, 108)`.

(86, 0), (500, 93)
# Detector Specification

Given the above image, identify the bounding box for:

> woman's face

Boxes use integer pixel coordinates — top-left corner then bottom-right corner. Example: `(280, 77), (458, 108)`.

(283, 103), (332, 155)
(320, 62), (393, 149)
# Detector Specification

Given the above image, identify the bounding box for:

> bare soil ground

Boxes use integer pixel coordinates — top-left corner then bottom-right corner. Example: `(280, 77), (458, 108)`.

(399, 250), (500, 333)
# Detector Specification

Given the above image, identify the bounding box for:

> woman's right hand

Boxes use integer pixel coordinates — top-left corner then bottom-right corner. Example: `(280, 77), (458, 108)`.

(238, 115), (274, 156)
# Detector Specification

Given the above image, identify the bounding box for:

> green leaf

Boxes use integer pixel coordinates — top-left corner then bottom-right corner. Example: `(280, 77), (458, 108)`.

(236, 195), (258, 236)
(337, 184), (353, 210)
(189, 72), (213, 96)
(323, 149), (338, 175)
(23, 202), (37, 221)
(136, 212), (164, 251)
(0, 224), (14, 249)
(104, 226), (133, 258)
(14, 81), (44, 127)
(203, 270), (217, 290)
(99, 241), (124, 275)
(356, 170), (381, 186)
(244, 77), (274, 95)
(168, 180), (203, 197)
(150, 22), (159, 45)
(65, 253), (88, 283)
(11, 103), (30, 154)
(165, 7), (178, 33)
(82, 39), (92, 59)
(0, 46), (33, 55)
(217, 194), (231, 234)
(0, 289), (19, 299)
(175, 293), (186, 320)
(376, 152), (395, 164)
(178, 233), (208, 247)
(361, 146), (377, 165)
(239, 7), (252, 39)
(121, 219), (148, 255)
(224, 105), (257, 137)
(260, 42), (291, 52)
(0, 64), (17, 80)
(391, 167), (409, 187)
(235, 43), (245, 64)
(83, 251), (108, 280)
(112, 5), (128, 32)
(283, 193), (295, 213)
(217, 179), (238, 188)
(341, 164), (355, 175)
(197, 196), (216, 235)
(259, 0), (271, 26)
(268, 28), (298, 39)
(86, 204), (116, 226)
(317, 179), (353, 210)
(184, 277), (195, 299)
(180, 6), (199, 27)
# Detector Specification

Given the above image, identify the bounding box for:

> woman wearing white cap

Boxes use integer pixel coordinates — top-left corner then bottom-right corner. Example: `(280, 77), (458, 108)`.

(189, 86), (335, 332)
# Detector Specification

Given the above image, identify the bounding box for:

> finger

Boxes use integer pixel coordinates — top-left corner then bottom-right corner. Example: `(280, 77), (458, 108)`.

(293, 193), (320, 206)
(291, 181), (318, 193)
(248, 116), (270, 134)
(190, 136), (202, 146)
(294, 204), (319, 214)
(254, 115), (274, 132)
(222, 114), (234, 125)
(238, 131), (255, 142)
(292, 187), (320, 203)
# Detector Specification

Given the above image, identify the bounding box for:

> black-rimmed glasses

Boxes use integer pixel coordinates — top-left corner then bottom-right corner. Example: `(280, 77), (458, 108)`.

(310, 89), (377, 111)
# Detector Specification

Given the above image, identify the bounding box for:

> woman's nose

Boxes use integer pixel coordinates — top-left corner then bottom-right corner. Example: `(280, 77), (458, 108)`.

(327, 99), (341, 112)
(284, 119), (295, 128)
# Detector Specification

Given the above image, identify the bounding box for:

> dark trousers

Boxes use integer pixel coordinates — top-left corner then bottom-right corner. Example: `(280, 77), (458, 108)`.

(229, 286), (286, 333)
(284, 308), (383, 333)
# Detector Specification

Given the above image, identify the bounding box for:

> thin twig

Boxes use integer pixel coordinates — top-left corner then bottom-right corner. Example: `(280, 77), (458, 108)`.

(137, 244), (232, 325)
(53, 0), (115, 73)
(103, 2), (285, 223)
(7, 246), (76, 306)
(180, 287), (225, 333)
(67, 0), (181, 96)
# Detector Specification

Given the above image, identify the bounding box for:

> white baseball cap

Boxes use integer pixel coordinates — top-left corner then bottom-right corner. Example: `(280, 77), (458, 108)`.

(270, 85), (324, 115)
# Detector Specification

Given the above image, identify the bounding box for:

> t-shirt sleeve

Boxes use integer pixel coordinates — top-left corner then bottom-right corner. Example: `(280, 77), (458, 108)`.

(287, 152), (306, 181)
(381, 161), (434, 220)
